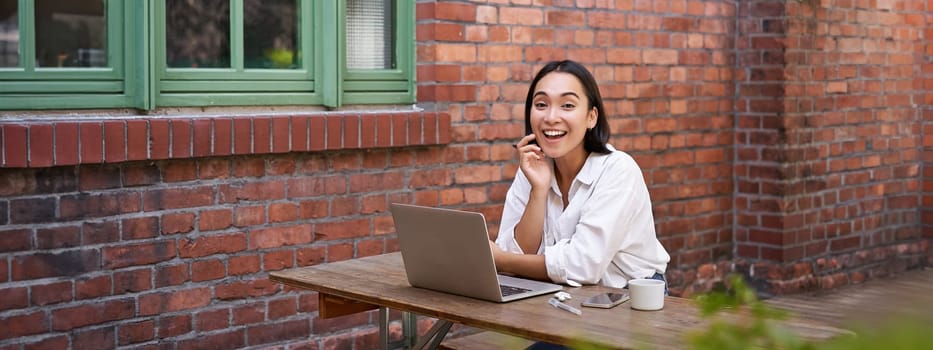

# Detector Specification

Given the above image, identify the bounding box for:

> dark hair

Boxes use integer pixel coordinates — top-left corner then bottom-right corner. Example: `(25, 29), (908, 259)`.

(524, 60), (611, 154)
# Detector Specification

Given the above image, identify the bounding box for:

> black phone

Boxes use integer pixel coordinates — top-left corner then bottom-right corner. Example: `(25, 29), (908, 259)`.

(514, 134), (537, 148)
(581, 292), (630, 309)
(524, 124), (537, 146)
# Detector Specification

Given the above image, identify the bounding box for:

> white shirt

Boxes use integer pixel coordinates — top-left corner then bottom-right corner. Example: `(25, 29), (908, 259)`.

(495, 144), (670, 288)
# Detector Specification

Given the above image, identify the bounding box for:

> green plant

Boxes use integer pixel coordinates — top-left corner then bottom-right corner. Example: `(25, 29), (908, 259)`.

(689, 275), (814, 350)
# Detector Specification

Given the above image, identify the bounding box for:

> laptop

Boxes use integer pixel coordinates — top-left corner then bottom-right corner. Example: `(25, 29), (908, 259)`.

(390, 203), (563, 303)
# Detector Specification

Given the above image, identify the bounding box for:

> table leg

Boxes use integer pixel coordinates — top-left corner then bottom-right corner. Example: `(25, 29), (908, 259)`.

(379, 307), (390, 350)
(378, 308), (449, 350)
(402, 311), (418, 347)
(411, 319), (452, 350)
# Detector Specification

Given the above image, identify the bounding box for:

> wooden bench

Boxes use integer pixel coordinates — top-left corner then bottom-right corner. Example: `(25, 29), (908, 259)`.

(316, 294), (532, 349)
(315, 294), (533, 349)
(439, 330), (535, 350)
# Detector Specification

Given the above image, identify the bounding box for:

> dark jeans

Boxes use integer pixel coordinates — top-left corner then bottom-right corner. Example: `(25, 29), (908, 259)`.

(526, 342), (571, 350)
(643, 272), (670, 296)
(525, 274), (668, 350)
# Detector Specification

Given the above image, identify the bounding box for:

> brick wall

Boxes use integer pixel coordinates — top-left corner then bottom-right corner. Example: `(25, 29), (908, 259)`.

(735, 0), (930, 295)
(0, 112), (453, 348)
(0, 1), (931, 349)
(734, 0), (790, 290)
(925, 1), (933, 251)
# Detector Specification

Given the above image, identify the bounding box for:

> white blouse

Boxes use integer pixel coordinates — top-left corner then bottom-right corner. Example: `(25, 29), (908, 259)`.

(495, 144), (670, 288)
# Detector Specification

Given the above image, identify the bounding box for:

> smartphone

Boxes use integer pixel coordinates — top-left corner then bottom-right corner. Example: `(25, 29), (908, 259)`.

(514, 134), (537, 148)
(523, 124), (538, 146)
(581, 292), (630, 309)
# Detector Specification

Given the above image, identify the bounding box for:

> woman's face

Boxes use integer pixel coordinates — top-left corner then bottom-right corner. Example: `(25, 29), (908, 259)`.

(529, 72), (598, 160)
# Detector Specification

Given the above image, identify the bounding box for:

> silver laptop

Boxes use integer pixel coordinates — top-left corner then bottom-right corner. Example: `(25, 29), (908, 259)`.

(390, 203), (563, 303)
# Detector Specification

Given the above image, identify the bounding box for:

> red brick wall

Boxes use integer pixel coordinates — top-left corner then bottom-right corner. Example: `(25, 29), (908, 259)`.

(0, 110), (452, 349)
(0, 1), (931, 349)
(0, 143), (459, 348)
(926, 1), (933, 252)
(734, 0), (789, 274)
(735, 0), (930, 295)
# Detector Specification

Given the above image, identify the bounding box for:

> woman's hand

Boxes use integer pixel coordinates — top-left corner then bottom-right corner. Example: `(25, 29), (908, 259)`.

(488, 240), (503, 270)
(516, 134), (551, 191)
(489, 239), (549, 280)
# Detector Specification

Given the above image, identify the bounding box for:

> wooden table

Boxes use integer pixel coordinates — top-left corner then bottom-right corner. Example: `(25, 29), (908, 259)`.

(270, 253), (848, 350)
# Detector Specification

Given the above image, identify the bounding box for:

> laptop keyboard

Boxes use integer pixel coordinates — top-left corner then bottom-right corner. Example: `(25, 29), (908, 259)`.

(500, 285), (532, 297)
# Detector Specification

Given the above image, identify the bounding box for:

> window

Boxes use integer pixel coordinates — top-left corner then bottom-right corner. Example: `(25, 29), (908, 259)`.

(0, 0), (414, 110)
(0, 0), (141, 109)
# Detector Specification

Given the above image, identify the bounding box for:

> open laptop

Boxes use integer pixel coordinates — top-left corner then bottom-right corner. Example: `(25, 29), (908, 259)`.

(390, 203), (563, 303)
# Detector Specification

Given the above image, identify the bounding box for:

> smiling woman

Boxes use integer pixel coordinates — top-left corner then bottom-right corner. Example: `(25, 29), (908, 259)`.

(490, 59), (670, 289)
(489, 59), (671, 350)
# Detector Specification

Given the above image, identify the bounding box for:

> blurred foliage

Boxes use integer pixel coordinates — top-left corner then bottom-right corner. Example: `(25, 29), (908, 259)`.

(688, 274), (932, 350)
(689, 275), (812, 350)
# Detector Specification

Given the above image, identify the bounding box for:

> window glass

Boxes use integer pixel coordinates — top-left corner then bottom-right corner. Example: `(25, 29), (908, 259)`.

(244, 0), (299, 69)
(35, 0), (106, 68)
(165, 0), (229, 68)
(0, 0), (17, 67)
(1, 0), (413, 110)
(346, 0), (393, 70)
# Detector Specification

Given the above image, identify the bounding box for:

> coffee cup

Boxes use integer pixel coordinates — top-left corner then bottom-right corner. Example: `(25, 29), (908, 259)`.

(628, 279), (665, 311)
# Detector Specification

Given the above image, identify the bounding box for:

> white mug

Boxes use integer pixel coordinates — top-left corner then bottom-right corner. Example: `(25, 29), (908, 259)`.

(628, 278), (665, 311)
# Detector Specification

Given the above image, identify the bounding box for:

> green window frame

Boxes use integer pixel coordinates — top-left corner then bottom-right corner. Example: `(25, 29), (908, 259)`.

(0, 0), (144, 109)
(338, 0), (414, 106)
(0, 0), (414, 110)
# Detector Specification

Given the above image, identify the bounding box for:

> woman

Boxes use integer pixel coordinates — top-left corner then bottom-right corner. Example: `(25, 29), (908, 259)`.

(489, 60), (670, 292)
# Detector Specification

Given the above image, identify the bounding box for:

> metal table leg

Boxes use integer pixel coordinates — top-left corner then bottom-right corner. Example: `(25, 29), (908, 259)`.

(378, 308), (450, 350)
(411, 319), (453, 350)
(401, 311), (418, 348)
(379, 307), (391, 350)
